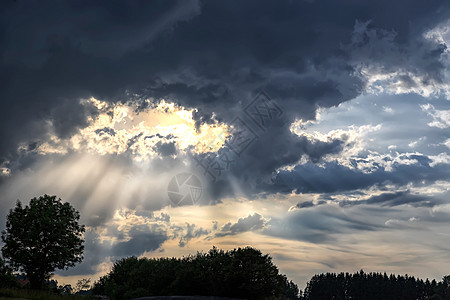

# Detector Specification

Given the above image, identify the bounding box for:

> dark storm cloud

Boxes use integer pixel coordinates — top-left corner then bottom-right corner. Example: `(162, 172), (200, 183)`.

(95, 127), (116, 137)
(198, 118), (348, 201)
(0, 1), (201, 63)
(0, 0), (201, 163)
(154, 141), (177, 157)
(295, 200), (327, 209)
(50, 98), (100, 139)
(339, 191), (443, 208)
(0, 0), (449, 220)
(272, 157), (450, 195)
(293, 191), (444, 210)
(297, 201), (316, 209)
(1, 0), (448, 165)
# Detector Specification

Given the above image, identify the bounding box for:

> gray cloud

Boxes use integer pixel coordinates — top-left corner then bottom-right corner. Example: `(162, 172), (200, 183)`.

(177, 223), (209, 247)
(294, 191), (444, 210)
(339, 191), (442, 208)
(154, 141), (177, 157)
(272, 156), (450, 195)
(216, 213), (266, 237)
(59, 229), (108, 276)
(264, 204), (382, 244)
(295, 200), (327, 209)
(59, 223), (168, 276)
(112, 225), (167, 257)
(1, 0), (448, 168)
(0, 0), (448, 225)
(0, 0), (448, 227)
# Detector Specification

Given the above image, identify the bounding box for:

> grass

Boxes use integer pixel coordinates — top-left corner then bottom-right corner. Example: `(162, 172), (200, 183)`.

(0, 289), (93, 300)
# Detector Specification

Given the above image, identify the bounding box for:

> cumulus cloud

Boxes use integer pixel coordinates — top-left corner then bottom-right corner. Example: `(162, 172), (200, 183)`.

(272, 158), (450, 195)
(421, 104), (450, 129)
(349, 20), (450, 98)
(216, 213), (267, 237)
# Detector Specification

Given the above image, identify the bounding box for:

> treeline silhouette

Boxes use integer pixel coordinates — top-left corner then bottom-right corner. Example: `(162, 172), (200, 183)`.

(301, 270), (450, 300)
(92, 246), (300, 299)
(92, 252), (450, 300)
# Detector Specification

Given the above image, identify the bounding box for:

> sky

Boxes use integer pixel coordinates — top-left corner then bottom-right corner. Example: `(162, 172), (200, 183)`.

(1, 0), (450, 290)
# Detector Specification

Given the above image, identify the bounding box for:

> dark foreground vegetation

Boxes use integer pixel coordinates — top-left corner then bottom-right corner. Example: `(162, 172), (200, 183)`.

(92, 247), (299, 299)
(3, 251), (450, 300)
(302, 271), (450, 300)
(0, 288), (92, 300)
(1, 195), (85, 289)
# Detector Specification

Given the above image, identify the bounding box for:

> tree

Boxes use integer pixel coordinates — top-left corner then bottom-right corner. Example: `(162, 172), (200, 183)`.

(1, 194), (85, 289)
(74, 278), (91, 294)
(58, 284), (73, 295)
(0, 256), (18, 288)
(93, 246), (300, 299)
(300, 270), (448, 300)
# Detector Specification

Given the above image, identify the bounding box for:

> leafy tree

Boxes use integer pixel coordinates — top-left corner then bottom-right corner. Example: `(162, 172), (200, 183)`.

(434, 275), (450, 300)
(1, 194), (85, 289)
(93, 246), (300, 299)
(0, 256), (19, 288)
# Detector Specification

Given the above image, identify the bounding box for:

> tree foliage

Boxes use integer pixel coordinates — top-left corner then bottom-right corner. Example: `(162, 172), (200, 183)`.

(93, 246), (299, 299)
(0, 256), (19, 288)
(74, 278), (91, 294)
(1, 195), (85, 289)
(301, 270), (450, 300)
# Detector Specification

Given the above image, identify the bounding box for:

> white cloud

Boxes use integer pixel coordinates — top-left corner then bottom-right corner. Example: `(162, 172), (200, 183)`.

(443, 138), (450, 149)
(429, 152), (450, 167)
(350, 20), (450, 99)
(421, 103), (450, 129)
(383, 106), (394, 114)
(21, 98), (229, 162)
(355, 151), (425, 172)
(291, 122), (433, 173)
(406, 180), (450, 195)
(291, 121), (382, 165)
(408, 136), (426, 148)
(359, 67), (450, 98)
(0, 167), (10, 176)
(424, 19), (450, 50)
